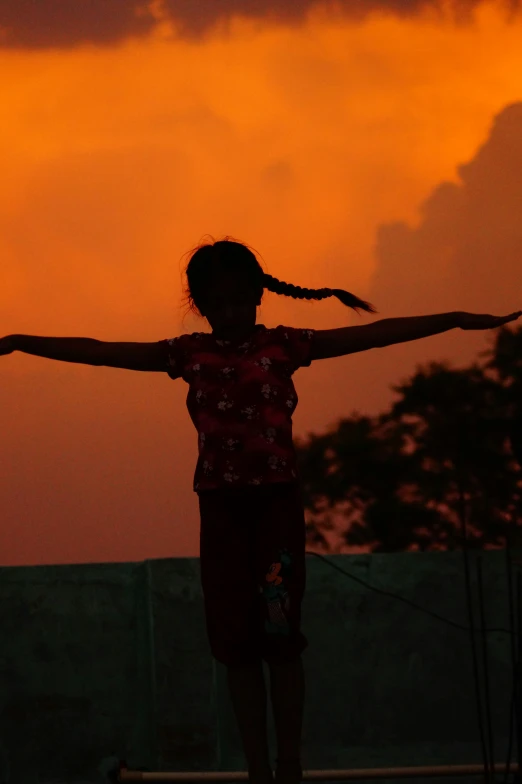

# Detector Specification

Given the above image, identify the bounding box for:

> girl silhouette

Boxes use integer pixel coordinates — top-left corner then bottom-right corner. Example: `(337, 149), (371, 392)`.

(159, 237), (376, 784)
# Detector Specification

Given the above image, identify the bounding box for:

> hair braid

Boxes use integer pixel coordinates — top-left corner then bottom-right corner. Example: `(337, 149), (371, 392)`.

(182, 236), (379, 319)
(263, 273), (377, 315)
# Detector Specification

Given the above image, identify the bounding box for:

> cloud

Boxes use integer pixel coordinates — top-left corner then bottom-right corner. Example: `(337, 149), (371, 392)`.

(163, 0), (522, 41)
(368, 102), (522, 316)
(1, 0), (520, 50)
(0, 0), (156, 50)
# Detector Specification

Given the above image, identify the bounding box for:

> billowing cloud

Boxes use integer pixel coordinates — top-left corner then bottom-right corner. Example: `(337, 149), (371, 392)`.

(1, 0), (521, 49)
(369, 102), (522, 316)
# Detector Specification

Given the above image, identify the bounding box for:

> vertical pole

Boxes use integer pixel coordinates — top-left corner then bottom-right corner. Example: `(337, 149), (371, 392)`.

(503, 534), (517, 784)
(515, 571), (522, 784)
(505, 407), (522, 783)
(476, 556), (495, 783)
(455, 442), (490, 784)
(145, 559), (159, 770)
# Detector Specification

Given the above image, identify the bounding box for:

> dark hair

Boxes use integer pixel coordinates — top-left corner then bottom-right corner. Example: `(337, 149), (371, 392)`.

(181, 235), (378, 318)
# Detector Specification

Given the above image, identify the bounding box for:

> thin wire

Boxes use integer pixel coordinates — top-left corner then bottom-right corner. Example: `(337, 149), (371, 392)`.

(304, 551), (515, 636)
(516, 571), (522, 781)
(477, 555), (496, 782)
(502, 532), (517, 784)
(455, 459), (490, 784)
(504, 403), (522, 784)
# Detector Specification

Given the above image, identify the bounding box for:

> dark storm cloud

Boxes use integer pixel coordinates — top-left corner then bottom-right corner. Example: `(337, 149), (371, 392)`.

(162, 0), (521, 41)
(0, 0), (158, 49)
(0, 0), (520, 50)
(368, 102), (522, 316)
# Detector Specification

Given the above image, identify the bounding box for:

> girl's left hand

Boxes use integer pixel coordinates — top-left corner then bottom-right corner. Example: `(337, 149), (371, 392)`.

(459, 311), (522, 330)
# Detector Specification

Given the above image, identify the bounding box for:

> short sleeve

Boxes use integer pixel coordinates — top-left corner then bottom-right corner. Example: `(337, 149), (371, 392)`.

(157, 336), (186, 380)
(276, 325), (316, 372)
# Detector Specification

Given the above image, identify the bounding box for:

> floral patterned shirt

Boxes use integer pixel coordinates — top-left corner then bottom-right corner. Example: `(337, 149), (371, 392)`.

(158, 324), (316, 492)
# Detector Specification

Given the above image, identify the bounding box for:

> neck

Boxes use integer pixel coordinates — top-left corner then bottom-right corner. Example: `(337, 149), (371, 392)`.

(213, 324), (258, 341)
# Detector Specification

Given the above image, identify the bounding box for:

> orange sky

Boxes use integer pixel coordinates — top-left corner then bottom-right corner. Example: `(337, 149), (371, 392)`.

(1, 0), (522, 566)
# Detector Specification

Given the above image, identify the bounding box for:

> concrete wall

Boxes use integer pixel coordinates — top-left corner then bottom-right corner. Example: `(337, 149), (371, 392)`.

(0, 550), (515, 784)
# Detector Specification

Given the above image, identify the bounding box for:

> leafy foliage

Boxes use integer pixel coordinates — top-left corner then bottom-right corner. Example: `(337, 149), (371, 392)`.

(296, 325), (522, 552)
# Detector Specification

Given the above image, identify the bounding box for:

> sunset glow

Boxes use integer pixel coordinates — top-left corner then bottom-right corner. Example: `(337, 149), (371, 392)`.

(1, 0), (522, 564)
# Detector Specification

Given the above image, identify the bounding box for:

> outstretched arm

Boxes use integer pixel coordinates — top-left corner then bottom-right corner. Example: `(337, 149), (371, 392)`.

(310, 310), (522, 361)
(362, 311), (462, 348)
(4, 334), (168, 371)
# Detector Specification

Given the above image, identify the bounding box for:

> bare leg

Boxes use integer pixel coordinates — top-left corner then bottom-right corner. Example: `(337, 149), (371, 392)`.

(226, 660), (274, 784)
(268, 655), (305, 784)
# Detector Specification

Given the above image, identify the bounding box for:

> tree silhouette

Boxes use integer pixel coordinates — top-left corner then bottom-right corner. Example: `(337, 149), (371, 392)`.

(296, 324), (522, 553)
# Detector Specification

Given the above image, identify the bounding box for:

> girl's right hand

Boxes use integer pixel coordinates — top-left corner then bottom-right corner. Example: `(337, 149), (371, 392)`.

(459, 311), (522, 330)
(0, 335), (16, 356)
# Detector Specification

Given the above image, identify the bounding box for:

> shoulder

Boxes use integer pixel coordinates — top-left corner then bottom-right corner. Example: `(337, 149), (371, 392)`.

(259, 325), (316, 369)
(160, 331), (212, 379)
(272, 325), (315, 341)
(165, 331), (209, 349)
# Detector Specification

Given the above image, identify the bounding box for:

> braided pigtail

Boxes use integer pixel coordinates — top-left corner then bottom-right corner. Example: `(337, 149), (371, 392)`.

(263, 274), (378, 316)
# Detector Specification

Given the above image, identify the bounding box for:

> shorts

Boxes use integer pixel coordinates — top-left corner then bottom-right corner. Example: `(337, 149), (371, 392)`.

(198, 481), (308, 668)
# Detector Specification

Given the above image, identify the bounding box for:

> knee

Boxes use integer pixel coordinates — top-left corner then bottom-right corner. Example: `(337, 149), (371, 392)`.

(262, 634), (308, 665)
(211, 645), (262, 669)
